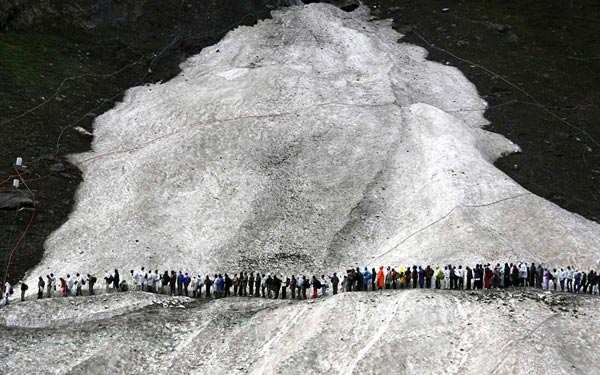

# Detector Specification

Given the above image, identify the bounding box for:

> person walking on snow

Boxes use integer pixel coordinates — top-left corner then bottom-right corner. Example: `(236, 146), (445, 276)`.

(254, 273), (261, 298)
(38, 276), (45, 299)
(20, 282), (28, 301)
(76, 273), (86, 296)
(46, 275), (52, 298)
(566, 266), (573, 292)
(248, 272), (255, 296)
(311, 276), (320, 298)
(176, 271), (184, 296)
(296, 275), (304, 299)
(330, 273), (339, 295)
(233, 274), (240, 296)
(301, 276), (309, 299)
(113, 269), (120, 291)
(290, 275), (297, 299)
(66, 274), (74, 296)
(418, 266), (425, 288)
(362, 268), (371, 291)
(87, 274), (97, 295)
(519, 263), (528, 287)
(425, 266), (434, 288)
(371, 268), (376, 291)
(59, 278), (67, 296)
(484, 265), (493, 289)
(261, 274), (267, 298)
(443, 266), (450, 290)
(282, 276), (290, 299)
(320, 275), (328, 297)
(241, 272), (248, 296)
(3, 280), (12, 305)
(435, 267), (444, 289)
(204, 275), (213, 298)
(183, 273), (191, 296)
(377, 266), (385, 290)
(104, 270), (113, 292)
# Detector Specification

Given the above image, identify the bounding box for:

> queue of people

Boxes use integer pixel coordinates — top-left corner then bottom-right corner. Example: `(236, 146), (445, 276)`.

(2, 262), (599, 306)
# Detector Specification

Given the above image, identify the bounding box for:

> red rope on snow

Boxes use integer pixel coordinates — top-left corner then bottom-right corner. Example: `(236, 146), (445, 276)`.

(2, 167), (37, 291)
(81, 111), (296, 164)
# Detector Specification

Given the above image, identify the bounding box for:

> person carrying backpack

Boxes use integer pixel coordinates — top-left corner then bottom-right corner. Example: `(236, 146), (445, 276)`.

(21, 282), (28, 301)
(312, 276), (320, 298)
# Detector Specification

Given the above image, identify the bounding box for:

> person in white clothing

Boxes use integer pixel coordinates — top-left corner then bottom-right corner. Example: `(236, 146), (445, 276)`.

(443, 266), (450, 289)
(320, 275), (328, 297)
(104, 270), (113, 291)
(66, 274), (74, 296)
(551, 268), (559, 291)
(154, 271), (160, 292)
(51, 273), (57, 292)
(566, 266), (574, 292)
(518, 263), (528, 287)
(559, 268), (567, 291)
(193, 274), (203, 298)
(3, 281), (12, 305)
(75, 273), (86, 296)
(146, 270), (154, 292)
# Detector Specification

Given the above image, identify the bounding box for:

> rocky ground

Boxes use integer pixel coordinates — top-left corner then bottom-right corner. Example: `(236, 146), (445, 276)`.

(1, 288), (598, 374)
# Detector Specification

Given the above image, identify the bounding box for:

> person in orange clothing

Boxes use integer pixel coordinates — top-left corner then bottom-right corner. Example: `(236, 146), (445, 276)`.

(377, 266), (385, 290)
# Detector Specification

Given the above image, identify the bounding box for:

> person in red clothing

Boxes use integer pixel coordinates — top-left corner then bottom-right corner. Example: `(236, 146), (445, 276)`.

(484, 264), (493, 289)
(59, 278), (67, 296)
(377, 266), (385, 290)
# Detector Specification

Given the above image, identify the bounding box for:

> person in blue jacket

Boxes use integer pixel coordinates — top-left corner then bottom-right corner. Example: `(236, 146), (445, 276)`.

(176, 271), (184, 296)
(418, 266), (425, 288)
(362, 267), (371, 290)
(183, 272), (191, 296)
(216, 274), (224, 298)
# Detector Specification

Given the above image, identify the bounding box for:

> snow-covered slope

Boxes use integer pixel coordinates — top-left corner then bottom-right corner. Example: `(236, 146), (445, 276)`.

(25, 3), (599, 284)
(2, 290), (599, 374)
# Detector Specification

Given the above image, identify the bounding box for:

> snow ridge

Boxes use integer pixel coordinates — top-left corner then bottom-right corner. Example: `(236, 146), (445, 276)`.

(25, 4), (600, 286)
